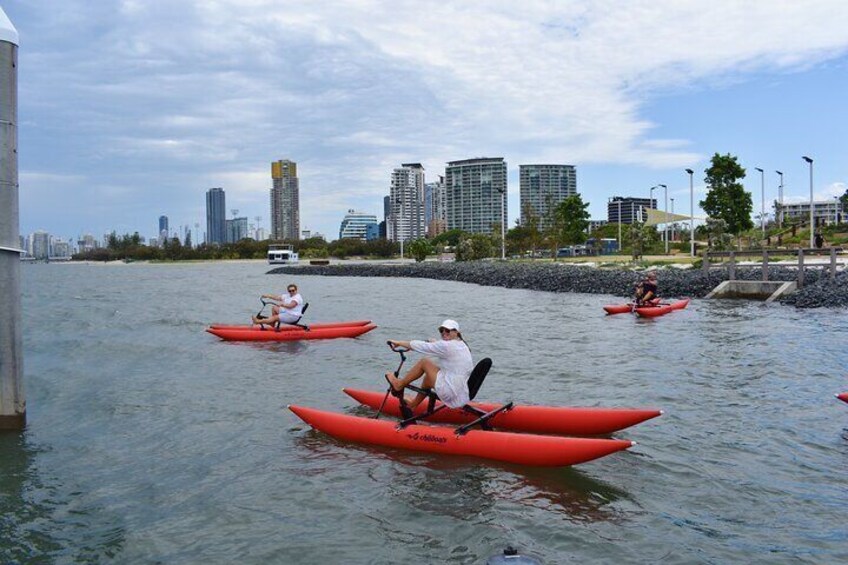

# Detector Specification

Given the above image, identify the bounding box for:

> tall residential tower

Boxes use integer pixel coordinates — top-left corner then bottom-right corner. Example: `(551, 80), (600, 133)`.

(271, 159), (300, 240)
(205, 188), (226, 245)
(388, 163), (425, 243)
(519, 164), (576, 231)
(445, 158), (507, 235)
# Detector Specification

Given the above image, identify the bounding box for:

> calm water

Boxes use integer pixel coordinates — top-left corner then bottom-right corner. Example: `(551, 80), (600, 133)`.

(2, 261), (847, 564)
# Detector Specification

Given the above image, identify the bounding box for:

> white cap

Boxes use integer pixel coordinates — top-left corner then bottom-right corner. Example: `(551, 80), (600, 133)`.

(439, 319), (460, 331)
(0, 8), (19, 46)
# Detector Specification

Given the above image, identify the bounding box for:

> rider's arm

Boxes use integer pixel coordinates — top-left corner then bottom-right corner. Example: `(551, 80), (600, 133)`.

(388, 340), (412, 349)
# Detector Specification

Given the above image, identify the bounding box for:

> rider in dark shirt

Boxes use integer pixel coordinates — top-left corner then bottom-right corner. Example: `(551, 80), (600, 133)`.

(635, 272), (658, 305)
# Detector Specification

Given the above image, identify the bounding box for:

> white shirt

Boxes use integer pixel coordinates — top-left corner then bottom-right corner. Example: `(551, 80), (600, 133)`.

(409, 339), (473, 408)
(281, 293), (304, 317)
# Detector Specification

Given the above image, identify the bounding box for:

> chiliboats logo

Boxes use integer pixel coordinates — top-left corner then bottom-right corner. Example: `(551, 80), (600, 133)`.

(406, 432), (447, 444)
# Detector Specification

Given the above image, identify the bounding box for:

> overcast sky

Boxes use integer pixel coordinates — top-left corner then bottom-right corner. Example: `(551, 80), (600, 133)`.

(6, 0), (848, 242)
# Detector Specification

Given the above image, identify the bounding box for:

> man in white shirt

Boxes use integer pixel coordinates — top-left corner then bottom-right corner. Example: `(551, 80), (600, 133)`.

(253, 283), (304, 327)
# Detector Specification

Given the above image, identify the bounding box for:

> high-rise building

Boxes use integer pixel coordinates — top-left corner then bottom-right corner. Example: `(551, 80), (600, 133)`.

(226, 217), (249, 243)
(271, 159), (300, 240)
(519, 164), (577, 231)
(206, 187), (226, 245)
(31, 231), (49, 260)
(608, 197), (655, 224)
(445, 158), (507, 235)
(388, 163), (425, 243)
(158, 215), (169, 242)
(424, 175), (446, 237)
(339, 209), (378, 240)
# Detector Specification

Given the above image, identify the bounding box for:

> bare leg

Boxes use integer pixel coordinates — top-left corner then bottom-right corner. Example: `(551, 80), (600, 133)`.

(386, 358), (439, 408)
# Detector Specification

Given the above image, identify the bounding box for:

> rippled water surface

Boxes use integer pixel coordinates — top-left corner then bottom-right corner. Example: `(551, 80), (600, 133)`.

(2, 261), (848, 563)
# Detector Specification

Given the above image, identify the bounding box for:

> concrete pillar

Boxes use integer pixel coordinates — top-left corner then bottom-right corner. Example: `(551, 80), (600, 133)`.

(762, 250), (768, 281)
(797, 249), (804, 289)
(0, 8), (24, 430)
(830, 247), (837, 281)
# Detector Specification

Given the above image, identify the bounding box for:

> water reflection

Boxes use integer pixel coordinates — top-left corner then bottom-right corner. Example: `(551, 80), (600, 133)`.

(290, 425), (629, 523)
(0, 433), (127, 562)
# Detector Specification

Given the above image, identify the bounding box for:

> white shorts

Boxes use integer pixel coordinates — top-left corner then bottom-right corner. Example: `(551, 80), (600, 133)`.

(278, 311), (301, 324)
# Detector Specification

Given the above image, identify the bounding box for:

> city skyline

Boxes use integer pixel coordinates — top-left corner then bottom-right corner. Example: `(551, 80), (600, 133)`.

(7, 1), (848, 241)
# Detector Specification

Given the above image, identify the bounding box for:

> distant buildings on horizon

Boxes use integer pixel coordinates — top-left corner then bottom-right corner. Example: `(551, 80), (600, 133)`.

(26, 153), (846, 253)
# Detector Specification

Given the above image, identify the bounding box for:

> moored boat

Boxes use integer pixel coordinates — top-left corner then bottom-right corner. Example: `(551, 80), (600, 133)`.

(289, 405), (634, 467)
(343, 388), (662, 436)
(206, 323), (377, 341)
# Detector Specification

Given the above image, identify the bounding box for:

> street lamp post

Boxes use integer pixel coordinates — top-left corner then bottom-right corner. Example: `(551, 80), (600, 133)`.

(658, 184), (668, 254)
(775, 170), (784, 228)
(670, 197), (675, 242)
(803, 156), (814, 248)
(496, 186), (506, 260)
(618, 199), (622, 251)
(609, 196), (622, 251)
(755, 167), (765, 236)
(685, 169), (695, 257)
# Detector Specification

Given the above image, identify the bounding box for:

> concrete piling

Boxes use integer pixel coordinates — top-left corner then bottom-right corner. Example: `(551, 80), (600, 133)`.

(0, 7), (24, 430)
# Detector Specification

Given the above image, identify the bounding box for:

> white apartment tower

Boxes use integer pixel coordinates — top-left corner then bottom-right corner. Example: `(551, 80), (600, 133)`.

(270, 159), (300, 240)
(519, 164), (577, 231)
(445, 157), (508, 235)
(388, 163), (426, 243)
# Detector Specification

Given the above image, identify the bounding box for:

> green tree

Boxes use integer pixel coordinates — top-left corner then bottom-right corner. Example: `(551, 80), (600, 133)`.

(516, 202), (543, 258)
(705, 218), (733, 251)
(456, 234), (494, 261)
(407, 238), (434, 262)
(700, 153), (753, 235)
(431, 229), (465, 248)
(547, 194), (590, 259)
(629, 221), (658, 260)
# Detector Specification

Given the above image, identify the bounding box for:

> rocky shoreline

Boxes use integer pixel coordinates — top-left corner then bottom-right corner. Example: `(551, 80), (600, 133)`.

(268, 262), (848, 308)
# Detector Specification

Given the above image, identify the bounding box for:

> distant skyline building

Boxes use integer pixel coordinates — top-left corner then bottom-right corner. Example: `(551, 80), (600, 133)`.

(158, 215), (169, 241)
(270, 159), (300, 240)
(339, 209), (378, 240)
(778, 200), (843, 227)
(31, 231), (49, 260)
(445, 157), (508, 235)
(365, 222), (381, 241)
(607, 196), (655, 224)
(205, 187), (226, 245)
(424, 175), (446, 237)
(226, 216), (249, 243)
(388, 163), (426, 243)
(519, 164), (577, 231)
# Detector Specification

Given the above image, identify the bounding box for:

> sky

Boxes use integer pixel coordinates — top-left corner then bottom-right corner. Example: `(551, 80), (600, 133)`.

(5, 0), (848, 243)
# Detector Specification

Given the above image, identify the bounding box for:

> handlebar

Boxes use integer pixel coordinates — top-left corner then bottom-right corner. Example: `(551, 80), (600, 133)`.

(386, 340), (410, 353)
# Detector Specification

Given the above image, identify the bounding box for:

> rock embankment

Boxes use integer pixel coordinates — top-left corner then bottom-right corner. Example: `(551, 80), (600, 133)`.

(268, 262), (846, 308)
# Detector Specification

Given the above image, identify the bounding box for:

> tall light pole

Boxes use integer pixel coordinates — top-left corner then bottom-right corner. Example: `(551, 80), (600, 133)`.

(658, 184), (668, 254)
(670, 197), (675, 242)
(775, 170), (784, 228)
(686, 169), (695, 257)
(496, 186), (505, 260)
(609, 196), (622, 251)
(803, 156), (814, 248)
(754, 167), (765, 236)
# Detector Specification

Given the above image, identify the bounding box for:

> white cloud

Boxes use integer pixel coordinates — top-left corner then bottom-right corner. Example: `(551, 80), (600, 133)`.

(14, 0), (848, 238)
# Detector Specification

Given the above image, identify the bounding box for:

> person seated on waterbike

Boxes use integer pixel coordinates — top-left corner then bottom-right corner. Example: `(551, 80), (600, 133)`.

(252, 283), (305, 328)
(385, 319), (473, 410)
(634, 271), (658, 306)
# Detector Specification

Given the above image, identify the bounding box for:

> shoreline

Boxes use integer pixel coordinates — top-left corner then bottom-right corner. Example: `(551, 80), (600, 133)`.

(267, 261), (848, 309)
